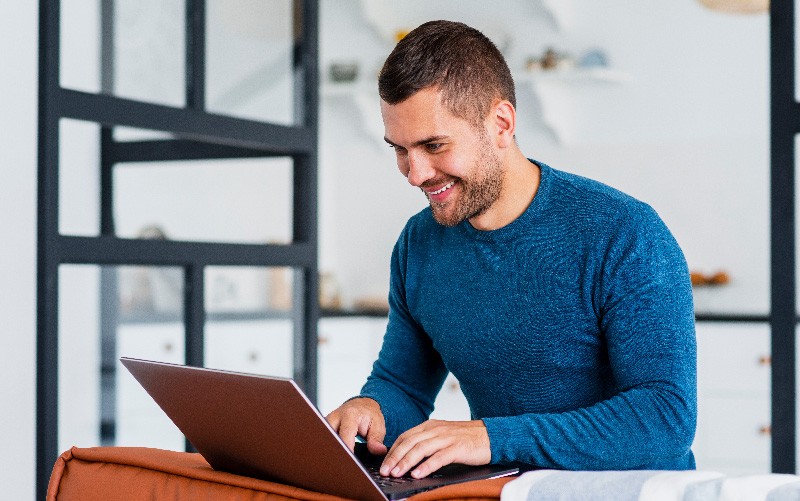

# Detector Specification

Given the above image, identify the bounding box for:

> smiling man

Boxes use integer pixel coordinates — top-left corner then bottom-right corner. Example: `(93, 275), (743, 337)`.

(326, 20), (697, 480)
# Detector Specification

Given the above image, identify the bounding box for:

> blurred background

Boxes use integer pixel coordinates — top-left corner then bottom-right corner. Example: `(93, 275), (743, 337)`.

(0, 0), (785, 498)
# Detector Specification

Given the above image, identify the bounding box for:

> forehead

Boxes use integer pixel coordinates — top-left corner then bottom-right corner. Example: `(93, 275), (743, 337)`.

(380, 87), (473, 145)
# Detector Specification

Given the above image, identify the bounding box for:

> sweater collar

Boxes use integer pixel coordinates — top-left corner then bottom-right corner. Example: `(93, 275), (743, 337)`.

(458, 159), (551, 241)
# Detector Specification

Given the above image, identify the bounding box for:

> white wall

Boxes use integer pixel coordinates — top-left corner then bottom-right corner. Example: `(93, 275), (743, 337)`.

(0, 1), (38, 499)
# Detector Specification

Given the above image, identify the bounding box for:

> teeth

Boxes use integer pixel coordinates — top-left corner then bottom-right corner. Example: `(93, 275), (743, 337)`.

(430, 182), (454, 195)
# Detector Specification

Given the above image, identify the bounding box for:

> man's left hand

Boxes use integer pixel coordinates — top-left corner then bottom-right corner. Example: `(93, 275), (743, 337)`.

(379, 419), (491, 479)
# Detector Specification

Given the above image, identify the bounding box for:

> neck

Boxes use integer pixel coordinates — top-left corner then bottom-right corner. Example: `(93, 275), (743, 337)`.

(469, 150), (540, 231)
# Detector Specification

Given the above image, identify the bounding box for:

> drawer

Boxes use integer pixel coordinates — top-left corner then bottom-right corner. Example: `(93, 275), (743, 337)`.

(693, 394), (770, 474)
(205, 320), (293, 378)
(117, 323), (185, 418)
(696, 322), (770, 396)
(317, 318), (386, 415)
(318, 317), (385, 361)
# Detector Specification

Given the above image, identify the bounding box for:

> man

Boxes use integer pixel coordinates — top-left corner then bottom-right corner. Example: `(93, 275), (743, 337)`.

(326, 20), (696, 480)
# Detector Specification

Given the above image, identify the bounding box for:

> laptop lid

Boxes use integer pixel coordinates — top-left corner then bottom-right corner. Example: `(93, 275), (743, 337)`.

(120, 357), (518, 500)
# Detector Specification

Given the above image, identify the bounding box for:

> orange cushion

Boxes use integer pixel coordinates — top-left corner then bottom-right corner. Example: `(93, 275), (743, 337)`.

(47, 446), (511, 501)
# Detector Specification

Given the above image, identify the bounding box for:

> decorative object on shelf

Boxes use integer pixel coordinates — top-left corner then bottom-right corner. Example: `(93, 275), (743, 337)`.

(690, 270), (731, 287)
(318, 272), (342, 310)
(328, 61), (359, 83)
(577, 48), (609, 70)
(119, 224), (183, 314)
(697, 0), (768, 14)
(269, 267), (293, 311)
(525, 47), (575, 72)
(353, 295), (390, 313)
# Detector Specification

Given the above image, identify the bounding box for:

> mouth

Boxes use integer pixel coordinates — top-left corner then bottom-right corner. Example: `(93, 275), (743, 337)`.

(425, 181), (455, 197)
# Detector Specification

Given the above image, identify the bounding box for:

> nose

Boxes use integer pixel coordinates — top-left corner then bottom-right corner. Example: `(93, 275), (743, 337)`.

(404, 151), (436, 187)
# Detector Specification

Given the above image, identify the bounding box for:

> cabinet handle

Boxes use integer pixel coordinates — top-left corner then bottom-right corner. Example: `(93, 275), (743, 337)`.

(249, 351), (259, 362)
(163, 342), (173, 353)
(318, 336), (329, 346)
(758, 355), (771, 366)
(759, 425), (772, 436)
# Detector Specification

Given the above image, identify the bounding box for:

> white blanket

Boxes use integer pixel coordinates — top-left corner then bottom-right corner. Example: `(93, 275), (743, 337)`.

(501, 469), (800, 501)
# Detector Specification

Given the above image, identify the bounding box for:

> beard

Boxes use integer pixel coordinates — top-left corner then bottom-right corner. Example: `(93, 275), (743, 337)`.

(426, 135), (504, 227)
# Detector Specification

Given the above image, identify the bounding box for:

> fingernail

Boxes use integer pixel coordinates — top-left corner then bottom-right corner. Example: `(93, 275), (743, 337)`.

(411, 469), (420, 478)
(379, 466), (389, 476)
(391, 466), (400, 476)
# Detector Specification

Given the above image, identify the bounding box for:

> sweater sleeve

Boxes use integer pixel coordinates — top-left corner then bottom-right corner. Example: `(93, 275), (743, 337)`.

(483, 206), (697, 470)
(359, 230), (449, 445)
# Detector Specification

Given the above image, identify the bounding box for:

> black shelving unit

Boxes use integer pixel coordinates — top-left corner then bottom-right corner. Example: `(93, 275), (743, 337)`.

(36, 1), (319, 497)
(770, 0), (797, 474)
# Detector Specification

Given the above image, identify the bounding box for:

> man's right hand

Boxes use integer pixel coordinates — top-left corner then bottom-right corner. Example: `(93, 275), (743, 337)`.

(326, 397), (388, 455)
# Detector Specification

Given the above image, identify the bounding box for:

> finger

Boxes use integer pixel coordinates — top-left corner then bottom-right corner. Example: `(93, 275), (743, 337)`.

(383, 433), (440, 477)
(364, 416), (387, 455)
(367, 437), (388, 455)
(338, 418), (360, 452)
(410, 449), (454, 479)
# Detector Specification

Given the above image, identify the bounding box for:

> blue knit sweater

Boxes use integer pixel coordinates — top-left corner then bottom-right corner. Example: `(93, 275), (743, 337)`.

(360, 161), (697, 470)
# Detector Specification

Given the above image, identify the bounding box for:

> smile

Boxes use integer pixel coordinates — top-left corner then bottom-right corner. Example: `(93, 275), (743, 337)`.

(428, 181), (455, 195)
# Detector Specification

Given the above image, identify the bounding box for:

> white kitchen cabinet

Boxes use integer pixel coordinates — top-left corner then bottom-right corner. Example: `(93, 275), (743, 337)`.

(317, 317), (385, 416)
(693, 322), (771, 474)
(205, 319), (293, 378)
(108, 316), (775, 475)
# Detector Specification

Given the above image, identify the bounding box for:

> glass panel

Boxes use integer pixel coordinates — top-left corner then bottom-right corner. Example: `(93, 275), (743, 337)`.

(206, 0), (296, 125)
(796, 0), (800, 102)
(114, 156), (293, 244)
(204, 266), (296, 377)
(113, 0), (186, 106)
(60, 0), (185, 106)
(59, 264), (186, 453)
(60, 0), (101, 94)
(796, 135), (800, 315)
(59, 119), (101, 237)
(59, 264), (103, 453)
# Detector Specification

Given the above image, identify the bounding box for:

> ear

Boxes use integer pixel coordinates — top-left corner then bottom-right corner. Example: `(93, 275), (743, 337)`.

(488, 99), (516, 148)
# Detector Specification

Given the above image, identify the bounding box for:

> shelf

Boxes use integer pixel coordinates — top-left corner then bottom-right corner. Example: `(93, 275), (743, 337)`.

(516, 67), (630, 143)
(516, 67), (631, 85)
(118, 307), (388, 325)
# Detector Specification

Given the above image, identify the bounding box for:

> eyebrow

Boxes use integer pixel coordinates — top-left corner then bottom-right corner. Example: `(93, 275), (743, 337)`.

(383, 135), (450, 148)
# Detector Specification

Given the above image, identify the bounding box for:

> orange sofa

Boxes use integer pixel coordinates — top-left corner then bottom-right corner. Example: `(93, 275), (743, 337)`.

(47, 446), (514, 501)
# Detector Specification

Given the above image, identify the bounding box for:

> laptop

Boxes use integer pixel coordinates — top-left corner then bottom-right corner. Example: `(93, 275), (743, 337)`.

(120, 357), (519, 500)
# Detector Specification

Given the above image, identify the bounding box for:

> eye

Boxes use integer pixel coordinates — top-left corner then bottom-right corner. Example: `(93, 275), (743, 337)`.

(425, 143), (443, 153)
(390, 144), (407, 156)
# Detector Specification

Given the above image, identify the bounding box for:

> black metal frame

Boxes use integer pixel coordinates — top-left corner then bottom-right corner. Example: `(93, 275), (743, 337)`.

(36, 0), (319, 497)
(770, 0), (796, 474)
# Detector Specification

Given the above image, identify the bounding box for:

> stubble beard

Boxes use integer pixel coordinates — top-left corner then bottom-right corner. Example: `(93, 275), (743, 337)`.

(428, 138), (504, 227)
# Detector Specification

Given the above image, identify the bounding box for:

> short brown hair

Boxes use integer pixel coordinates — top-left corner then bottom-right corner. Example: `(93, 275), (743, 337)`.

(378, 20), (516, 127)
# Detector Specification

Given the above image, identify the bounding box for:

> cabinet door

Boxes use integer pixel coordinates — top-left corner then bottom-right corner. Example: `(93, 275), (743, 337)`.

(205, 319), (293, 378)
(693, 322), (771, 474)
(116, 322), (185, 450)
(317, 317), (385, 416)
